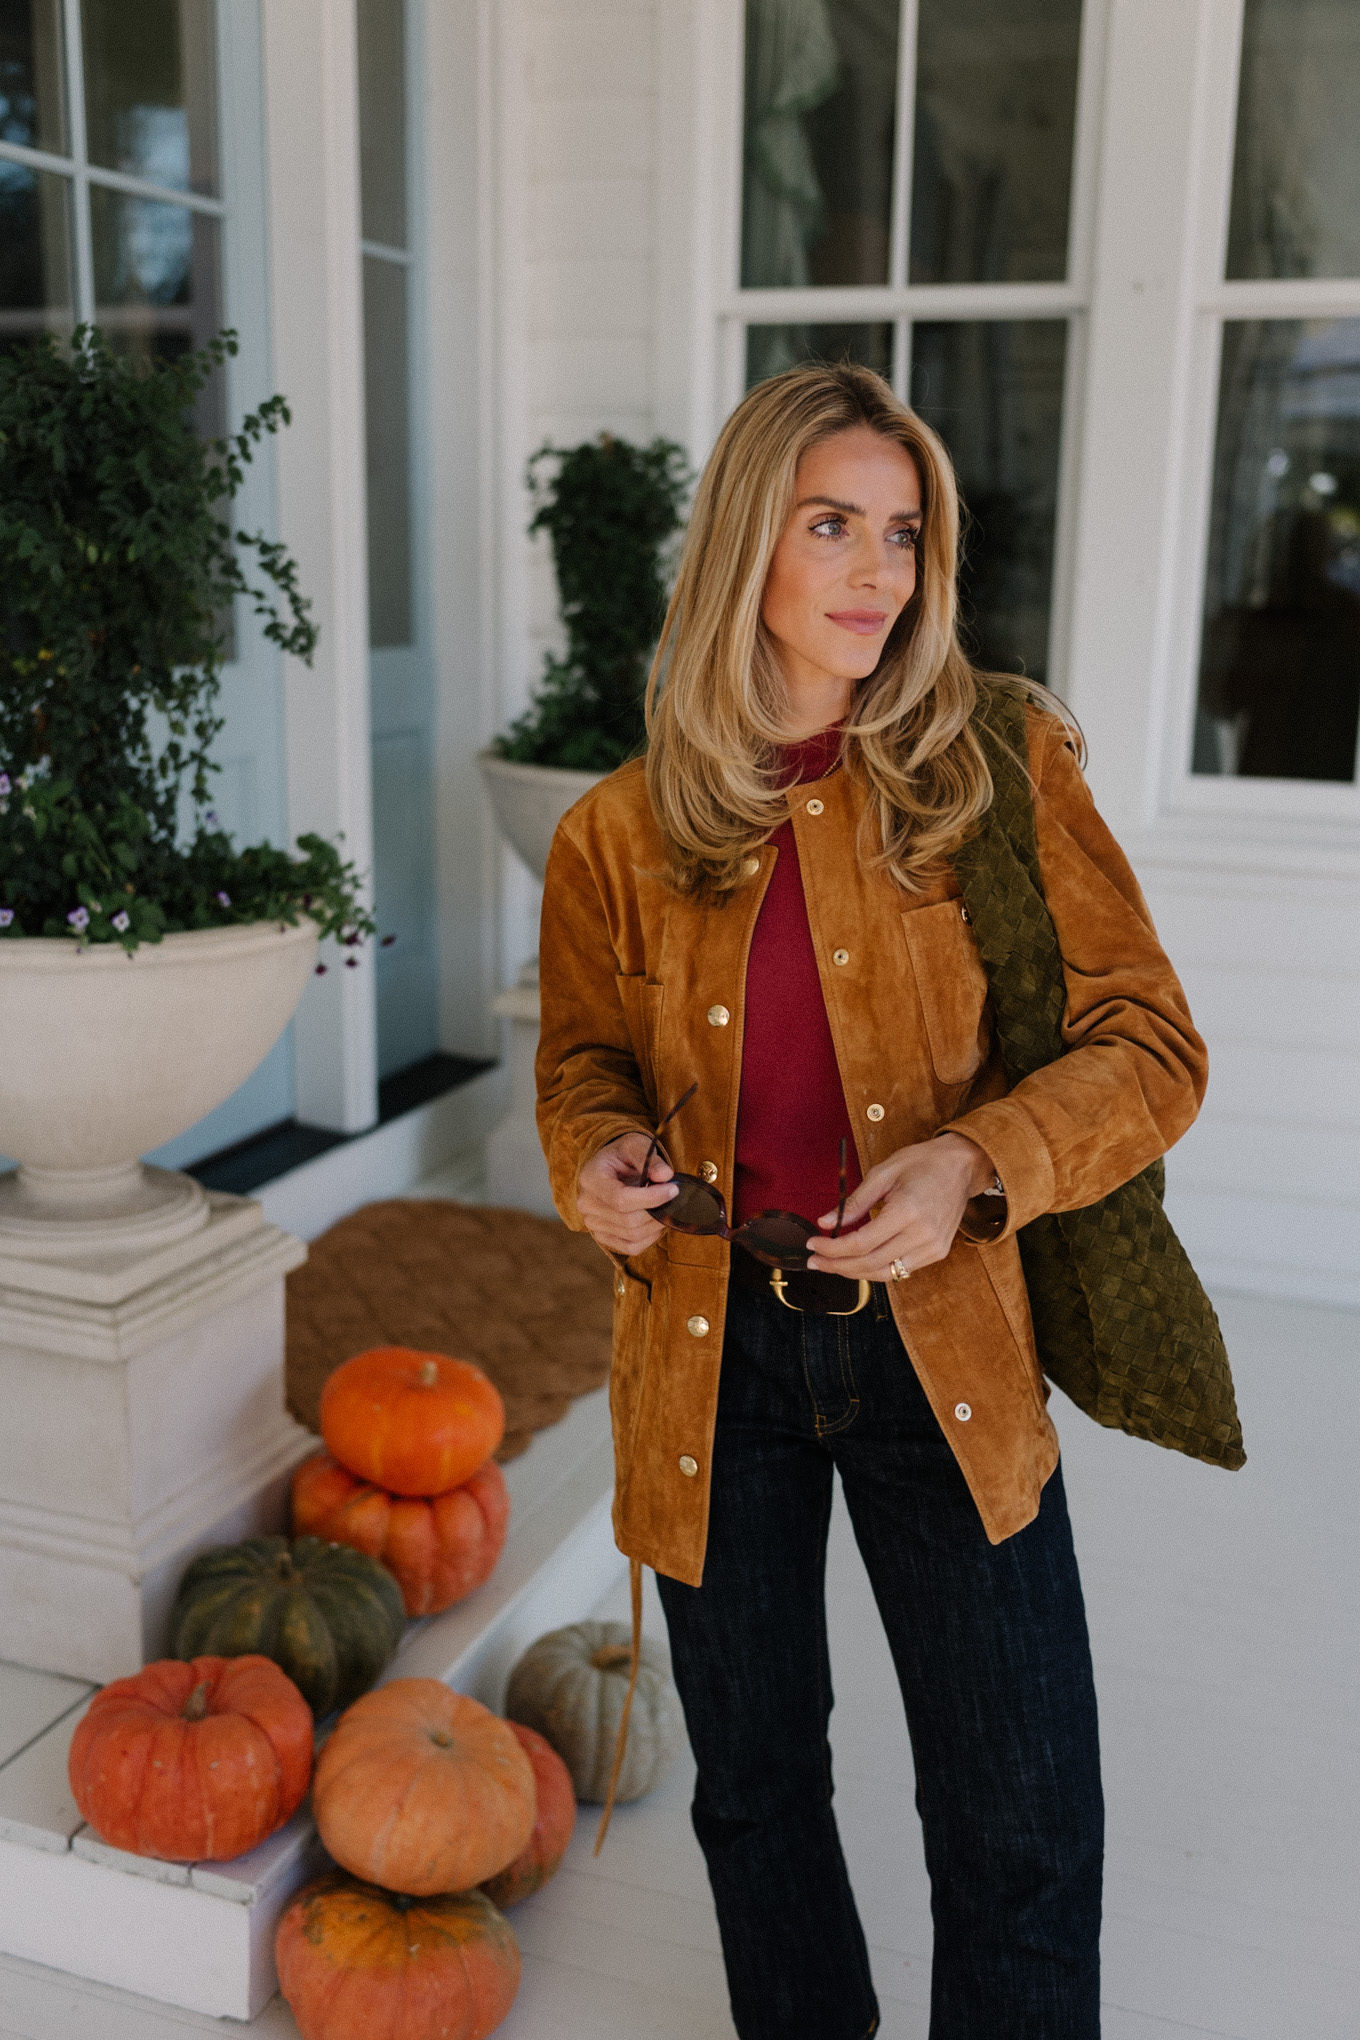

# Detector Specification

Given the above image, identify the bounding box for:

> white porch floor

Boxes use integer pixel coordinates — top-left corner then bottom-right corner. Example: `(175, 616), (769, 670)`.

(1, 1284), (1355, 2039)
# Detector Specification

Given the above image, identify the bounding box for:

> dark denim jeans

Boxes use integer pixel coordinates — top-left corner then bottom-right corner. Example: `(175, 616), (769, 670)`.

(655, 1275), (1103, 2040)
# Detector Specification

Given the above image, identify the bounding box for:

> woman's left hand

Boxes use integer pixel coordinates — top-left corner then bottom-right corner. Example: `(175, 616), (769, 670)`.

(805, 1132), (996, 1281)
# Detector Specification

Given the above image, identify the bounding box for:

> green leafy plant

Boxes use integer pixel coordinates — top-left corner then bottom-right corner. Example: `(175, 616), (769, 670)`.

(495, 433), (692, 772)
(0, 326), (372, 951)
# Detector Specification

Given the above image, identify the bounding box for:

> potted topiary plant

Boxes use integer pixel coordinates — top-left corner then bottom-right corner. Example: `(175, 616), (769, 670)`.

(0, 326), (371, 1253)
(479, 432), (691, 880)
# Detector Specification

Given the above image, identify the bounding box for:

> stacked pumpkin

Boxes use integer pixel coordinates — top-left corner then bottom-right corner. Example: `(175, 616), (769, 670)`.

(291, 1346), (511, 1620)
(276, 1678), (578, 2040)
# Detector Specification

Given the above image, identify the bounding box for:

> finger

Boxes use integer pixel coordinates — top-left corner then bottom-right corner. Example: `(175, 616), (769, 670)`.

(809, 1200), (920, 1263)
(816, 1162), (895, 1229)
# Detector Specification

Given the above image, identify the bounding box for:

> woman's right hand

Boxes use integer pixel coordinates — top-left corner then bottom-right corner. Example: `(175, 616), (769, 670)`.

(577, 1132), (678, 1257)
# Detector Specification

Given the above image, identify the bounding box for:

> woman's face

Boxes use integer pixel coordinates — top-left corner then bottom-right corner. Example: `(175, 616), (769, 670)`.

(761, 424), (922, 703)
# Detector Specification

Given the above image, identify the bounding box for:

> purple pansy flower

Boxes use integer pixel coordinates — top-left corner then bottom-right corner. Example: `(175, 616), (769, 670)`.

(67, 906), (90, 931)
(216, 890), (231, 907)
(0, 909), (13, 928)
(112, 910), (131, 933)
(0, 774), (10, 797)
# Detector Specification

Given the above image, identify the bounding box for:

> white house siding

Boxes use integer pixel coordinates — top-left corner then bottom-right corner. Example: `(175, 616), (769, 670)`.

(500, 0), (664, 980)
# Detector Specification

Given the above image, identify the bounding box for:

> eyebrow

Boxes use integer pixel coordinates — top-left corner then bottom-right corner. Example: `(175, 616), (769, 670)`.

(795, 494), (922, 521)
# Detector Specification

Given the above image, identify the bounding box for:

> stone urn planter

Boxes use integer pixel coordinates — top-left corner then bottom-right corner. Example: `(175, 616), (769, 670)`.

(0, 918), (318, 1260)
(477, 753), (604, 883)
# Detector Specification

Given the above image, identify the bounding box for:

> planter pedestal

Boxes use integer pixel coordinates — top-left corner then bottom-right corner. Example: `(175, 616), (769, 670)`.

(0, 1187), (311, 1682)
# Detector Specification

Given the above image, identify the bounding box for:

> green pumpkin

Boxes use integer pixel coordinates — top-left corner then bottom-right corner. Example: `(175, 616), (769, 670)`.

(171, 1536), (406, 1718)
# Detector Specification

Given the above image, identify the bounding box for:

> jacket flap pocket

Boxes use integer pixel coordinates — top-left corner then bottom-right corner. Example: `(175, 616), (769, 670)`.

(900, 900), (991, 1086)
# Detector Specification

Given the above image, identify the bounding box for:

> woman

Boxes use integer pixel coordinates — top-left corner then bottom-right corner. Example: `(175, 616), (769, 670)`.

(535, 364), (1208, 2040)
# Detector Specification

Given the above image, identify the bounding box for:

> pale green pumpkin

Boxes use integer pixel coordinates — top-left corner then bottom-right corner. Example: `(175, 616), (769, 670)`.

(504, 1621), (684, 1804)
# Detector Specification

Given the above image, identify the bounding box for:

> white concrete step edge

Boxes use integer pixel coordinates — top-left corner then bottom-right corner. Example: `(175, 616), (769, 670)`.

(0, 1414), (624, 2023)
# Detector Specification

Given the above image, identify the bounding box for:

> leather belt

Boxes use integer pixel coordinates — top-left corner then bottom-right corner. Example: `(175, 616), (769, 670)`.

(731, 1246), (871, 1316)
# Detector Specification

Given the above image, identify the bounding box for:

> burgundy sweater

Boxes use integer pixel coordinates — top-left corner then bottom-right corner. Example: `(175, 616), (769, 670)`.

(733, 727), (864, 1228)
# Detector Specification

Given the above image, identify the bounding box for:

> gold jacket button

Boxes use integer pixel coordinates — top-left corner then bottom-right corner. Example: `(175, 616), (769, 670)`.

(741, 855), (760, 876)
(678, 1454), (699, 1477)
(866, 1103), (885, 1122)
(707, 1004), (730, 1026)
(687, 1314), (710, 1337)
(833, 948), (849, 966)
(954, 1402), (973, 1422)
(960, 903), (972, 923)
(805, 797), (824, 815)
(699, 1160), (719, 1183)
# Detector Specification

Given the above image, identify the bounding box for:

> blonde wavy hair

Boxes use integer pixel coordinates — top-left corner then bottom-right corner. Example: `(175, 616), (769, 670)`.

(644, 361), (1072, 897)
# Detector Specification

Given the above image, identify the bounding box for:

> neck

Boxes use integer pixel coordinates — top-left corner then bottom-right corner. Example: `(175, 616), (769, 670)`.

(776, 666), (855, 741)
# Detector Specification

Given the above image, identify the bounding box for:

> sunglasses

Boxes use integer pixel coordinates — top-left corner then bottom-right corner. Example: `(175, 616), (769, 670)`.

(620, 1082), (848, 1272)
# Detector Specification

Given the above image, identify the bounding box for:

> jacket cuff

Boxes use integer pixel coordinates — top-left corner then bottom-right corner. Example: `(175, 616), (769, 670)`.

(549, 1115), (652, 1231)
(938, 1098), (1056, 1242)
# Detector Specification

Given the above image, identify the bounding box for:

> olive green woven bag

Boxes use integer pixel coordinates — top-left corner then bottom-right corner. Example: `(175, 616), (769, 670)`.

(951, 685), (1245, 1470)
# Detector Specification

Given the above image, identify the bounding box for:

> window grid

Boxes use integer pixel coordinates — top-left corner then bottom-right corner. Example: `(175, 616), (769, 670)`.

(0, 0), (227, 332)
(1169, 0), (1360, 808)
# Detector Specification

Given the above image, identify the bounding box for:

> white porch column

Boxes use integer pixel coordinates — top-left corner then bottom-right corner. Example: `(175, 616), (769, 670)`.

(260, 0), (378, 1133)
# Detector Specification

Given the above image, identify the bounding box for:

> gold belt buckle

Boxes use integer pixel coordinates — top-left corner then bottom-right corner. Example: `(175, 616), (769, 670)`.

(769, 1270), (872, 1317)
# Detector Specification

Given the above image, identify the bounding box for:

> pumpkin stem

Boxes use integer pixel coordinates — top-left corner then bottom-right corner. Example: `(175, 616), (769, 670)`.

(419, 1359), (439, 1387)
(429, 1729), (454, 1749)
(181, 1680), (211, 1722)
(591, 1645), (633, 1671)
(275, 1552), (296, 1581)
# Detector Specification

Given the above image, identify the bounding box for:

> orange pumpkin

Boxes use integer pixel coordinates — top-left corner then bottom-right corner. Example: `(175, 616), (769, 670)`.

(480, 1721), (576, 1908)
(276, 1871), (520, 2040)
(312, 1679), (535, 1896)
(68, 1655), (312, 1862)
(291, 1451), (509, 1617)
(320, 1346), (504, 1496)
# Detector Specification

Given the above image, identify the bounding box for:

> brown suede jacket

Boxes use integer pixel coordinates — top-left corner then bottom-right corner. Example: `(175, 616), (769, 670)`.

(535, 710), (1208, 1586)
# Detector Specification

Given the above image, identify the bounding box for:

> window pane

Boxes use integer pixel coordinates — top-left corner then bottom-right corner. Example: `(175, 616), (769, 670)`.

(1194, 320), (1360, 784)
(1226, 0), (1360, 281)
(81, 0), (217, 197)
(909, 0), (1082, 285)
(741, 0), (899, 288)
(746, 320), (894, 389)
(357, 0), (406, 248)
(364, 255), (412, 648)
(0, 161), (72, 353)
(0, 0), (66, 153)
(91, 188), (223, 433)
(911, 320), (1067, 683)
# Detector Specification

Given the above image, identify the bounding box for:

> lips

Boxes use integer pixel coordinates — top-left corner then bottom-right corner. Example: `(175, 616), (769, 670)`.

(826, 610), (889, 635)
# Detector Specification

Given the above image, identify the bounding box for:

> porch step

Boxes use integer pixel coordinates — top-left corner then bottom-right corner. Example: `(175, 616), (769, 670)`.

(0, 1388), (622, 2022)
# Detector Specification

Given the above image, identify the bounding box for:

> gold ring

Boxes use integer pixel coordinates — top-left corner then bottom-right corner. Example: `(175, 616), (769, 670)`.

(889, 1259), (910, 1282)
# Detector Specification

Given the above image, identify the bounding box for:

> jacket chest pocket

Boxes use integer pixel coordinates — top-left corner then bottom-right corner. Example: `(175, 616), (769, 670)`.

(900, 900), (992, 1086)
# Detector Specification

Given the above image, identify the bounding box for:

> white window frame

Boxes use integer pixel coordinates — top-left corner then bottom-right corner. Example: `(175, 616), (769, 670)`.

(697, 0), (1112, 703)
(1159, 0), (1360, 829)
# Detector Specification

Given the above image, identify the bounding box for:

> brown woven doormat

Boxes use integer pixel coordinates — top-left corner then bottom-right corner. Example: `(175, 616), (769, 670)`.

(286, 1200), (614, 1463)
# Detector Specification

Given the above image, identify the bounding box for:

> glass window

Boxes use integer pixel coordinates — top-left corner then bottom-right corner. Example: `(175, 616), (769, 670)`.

(80, 0), (217, 197)
(1225, 0), (1360, 282)
(0, 162), (72, 351)
(358, 0), (413, 649)
(1193, 319), (1360, 784)
(911, 320), (1068, 684)
(909, 0), (1082, 284)
(357, 0), (405, 248)
(363, 254), (412, 649)
(0, 0), (66, 154)
(746, 319), (894, 389)
(741, 0), (899, 288)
